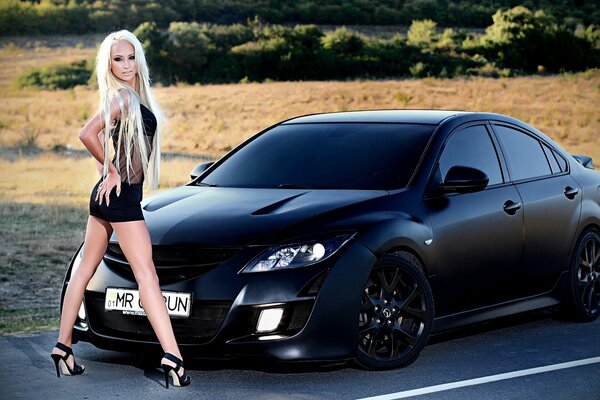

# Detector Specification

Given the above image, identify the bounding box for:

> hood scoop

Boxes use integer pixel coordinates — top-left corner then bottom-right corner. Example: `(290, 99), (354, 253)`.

(251, 192), (308, 216)
(143, 187), (199, 212)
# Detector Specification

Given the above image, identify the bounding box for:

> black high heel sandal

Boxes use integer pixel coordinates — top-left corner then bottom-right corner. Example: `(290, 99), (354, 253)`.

(161, 353), (191, 388)
(51, 342), (85, 377)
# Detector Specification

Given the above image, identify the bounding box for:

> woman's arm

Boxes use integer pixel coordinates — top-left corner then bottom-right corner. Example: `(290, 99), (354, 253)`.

(95, 130), (106, 176)
(79, 95), (125, 206)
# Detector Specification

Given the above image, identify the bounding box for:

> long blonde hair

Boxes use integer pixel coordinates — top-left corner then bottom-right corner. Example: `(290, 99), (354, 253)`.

(96, 30), (162, 189)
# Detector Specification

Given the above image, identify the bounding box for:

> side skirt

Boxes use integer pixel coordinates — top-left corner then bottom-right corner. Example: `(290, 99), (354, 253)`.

(432, 271), (568, 333)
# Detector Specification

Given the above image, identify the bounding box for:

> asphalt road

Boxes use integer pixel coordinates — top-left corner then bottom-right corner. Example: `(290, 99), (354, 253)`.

(2, 310), (599, 400)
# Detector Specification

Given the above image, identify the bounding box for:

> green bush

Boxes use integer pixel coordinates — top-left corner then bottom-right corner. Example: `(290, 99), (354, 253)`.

(478, 6), (598, 72)
(166, 22), (213, 83)
(136, 13), (599, 84)
(15, 60), (93, 90)
(407, 20), (438, 48)
(11, 5), (600, 87)
(576, 24), (600, 49)
(3, 1), (600, 36)
(134, 21), (171, 84)
(321, 27), (365, 56)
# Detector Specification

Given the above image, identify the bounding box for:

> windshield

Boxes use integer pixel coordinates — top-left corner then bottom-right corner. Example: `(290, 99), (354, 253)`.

(201, 123), (435, 190)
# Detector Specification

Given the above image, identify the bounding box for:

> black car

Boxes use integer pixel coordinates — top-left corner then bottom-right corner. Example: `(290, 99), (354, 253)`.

(62, 110), (600, 370)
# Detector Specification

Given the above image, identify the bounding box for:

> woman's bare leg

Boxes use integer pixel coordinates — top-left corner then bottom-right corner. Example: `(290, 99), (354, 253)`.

(53, 216), (113, 368)
(110, 220), (184, 373)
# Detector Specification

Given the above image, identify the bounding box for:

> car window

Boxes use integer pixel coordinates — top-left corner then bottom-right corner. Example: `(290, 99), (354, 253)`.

(542, 144), (562, 174)
(201, 123), (435, 190)
(552, 148), (567, 172)
(438, 125), (503, 186)
(493, 125), (552, 181)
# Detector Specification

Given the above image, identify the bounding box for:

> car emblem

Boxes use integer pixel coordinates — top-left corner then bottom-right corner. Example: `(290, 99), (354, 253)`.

(382, 308), (392, 318)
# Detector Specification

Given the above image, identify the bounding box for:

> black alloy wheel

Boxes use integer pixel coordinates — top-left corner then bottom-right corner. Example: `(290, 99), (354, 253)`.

(565, 229), (600, 322)
(355, 252), (434, 370)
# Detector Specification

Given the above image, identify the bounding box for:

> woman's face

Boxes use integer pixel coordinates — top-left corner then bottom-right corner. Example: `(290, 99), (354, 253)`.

(110, 40), (137, 87)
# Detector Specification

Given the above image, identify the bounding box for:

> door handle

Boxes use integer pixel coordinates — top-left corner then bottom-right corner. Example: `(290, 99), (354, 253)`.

(503, 200), (522, 215)
(564, 186), (579, 200)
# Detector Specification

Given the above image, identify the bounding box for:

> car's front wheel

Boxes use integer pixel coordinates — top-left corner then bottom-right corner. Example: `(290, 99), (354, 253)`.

(355, 251), (434, 370)
(563, 228), (600, 322)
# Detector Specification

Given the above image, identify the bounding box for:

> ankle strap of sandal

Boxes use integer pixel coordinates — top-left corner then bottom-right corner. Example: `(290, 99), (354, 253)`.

(163, 353), (184, 368)
(55, 342), (72, 355)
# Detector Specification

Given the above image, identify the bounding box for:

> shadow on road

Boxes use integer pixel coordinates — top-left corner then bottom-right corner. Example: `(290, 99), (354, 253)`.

(71, 308), (563, 375)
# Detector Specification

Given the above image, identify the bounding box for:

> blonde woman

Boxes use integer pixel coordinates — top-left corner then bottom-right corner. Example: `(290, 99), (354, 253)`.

(50, 30), (191, 388)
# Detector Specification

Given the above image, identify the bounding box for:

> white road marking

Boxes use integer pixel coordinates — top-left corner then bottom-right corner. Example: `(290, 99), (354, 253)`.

(356, 356), (600, 400)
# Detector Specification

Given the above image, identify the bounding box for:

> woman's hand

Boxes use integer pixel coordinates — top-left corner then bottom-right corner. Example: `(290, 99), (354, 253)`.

(96, 165), (121, 206)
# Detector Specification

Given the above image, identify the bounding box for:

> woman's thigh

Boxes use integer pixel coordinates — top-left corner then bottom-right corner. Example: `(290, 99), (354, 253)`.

(79, 215), (113, 273)
(110, 220), (154, 276)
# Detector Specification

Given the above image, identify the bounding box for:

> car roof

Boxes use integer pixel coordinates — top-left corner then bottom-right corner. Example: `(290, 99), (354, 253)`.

(282, 110), (471, 125)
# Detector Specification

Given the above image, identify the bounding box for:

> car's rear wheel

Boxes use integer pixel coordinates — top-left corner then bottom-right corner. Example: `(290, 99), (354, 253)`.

(563, 228), (600, 322)
(355, 251), (434, 370)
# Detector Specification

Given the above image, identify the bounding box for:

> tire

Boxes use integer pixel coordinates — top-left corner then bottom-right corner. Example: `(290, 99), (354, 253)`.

(355, 251), (434, 370)
(562, 228), (600, 322)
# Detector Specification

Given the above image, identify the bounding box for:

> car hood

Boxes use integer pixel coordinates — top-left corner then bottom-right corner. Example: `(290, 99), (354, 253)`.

(134, 185), (388, 246)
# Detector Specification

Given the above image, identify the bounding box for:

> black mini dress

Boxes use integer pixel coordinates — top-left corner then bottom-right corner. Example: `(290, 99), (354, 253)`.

(89, 104), (157, 223)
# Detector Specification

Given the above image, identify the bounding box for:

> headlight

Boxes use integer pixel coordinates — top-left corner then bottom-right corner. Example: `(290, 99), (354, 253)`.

(241, 233), (354, 273)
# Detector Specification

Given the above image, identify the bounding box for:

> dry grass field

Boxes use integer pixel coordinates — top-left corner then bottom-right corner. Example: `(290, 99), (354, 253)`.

(1, 43), (599, 162)
(0, 40), (598, 333)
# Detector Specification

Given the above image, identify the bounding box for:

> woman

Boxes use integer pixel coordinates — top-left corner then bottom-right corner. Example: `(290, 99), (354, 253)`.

(50, 30), (190, 388)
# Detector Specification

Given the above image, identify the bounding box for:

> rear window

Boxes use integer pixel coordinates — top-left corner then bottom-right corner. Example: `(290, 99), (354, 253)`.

(201, 123), (435, 190)
(493, 124), (552, 181)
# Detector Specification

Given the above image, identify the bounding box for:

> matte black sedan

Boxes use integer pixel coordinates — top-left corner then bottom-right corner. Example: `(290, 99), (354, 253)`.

(62, 110), (600, 369)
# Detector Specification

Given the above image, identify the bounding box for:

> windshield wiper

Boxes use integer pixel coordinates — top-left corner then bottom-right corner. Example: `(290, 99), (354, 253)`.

(196, 182), (220, 187)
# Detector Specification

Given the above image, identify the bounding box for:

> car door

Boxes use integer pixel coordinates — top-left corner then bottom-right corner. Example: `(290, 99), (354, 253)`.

(491, 123), (582, 296)
(426, 124), (525, 315)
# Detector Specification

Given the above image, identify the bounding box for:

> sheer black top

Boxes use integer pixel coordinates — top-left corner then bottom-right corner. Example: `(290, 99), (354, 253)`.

(110, 104), (157, 184)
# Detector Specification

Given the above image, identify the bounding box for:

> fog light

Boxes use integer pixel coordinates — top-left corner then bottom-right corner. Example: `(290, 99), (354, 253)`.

(256, 308), (284, 333)
(258, 334), (286, 341)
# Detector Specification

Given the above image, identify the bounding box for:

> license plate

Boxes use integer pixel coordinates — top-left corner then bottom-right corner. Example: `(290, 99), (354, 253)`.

(105, 288), (192, 318)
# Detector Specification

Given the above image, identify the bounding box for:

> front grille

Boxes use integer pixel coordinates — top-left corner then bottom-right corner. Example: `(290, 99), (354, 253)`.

(104, 243), (240, 283)
(107, 243), (240, 266)
(86, 291), (231, 345)
(287, 301), (313, 332)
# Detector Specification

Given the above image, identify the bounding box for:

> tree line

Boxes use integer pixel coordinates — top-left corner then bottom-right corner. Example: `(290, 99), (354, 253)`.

(16, 6), (600, 89)
(1, 0), (599, 36)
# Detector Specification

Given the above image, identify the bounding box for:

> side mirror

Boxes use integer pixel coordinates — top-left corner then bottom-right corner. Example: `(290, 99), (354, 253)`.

(190, 162), (214, 180)
(441, 166), (489, 193)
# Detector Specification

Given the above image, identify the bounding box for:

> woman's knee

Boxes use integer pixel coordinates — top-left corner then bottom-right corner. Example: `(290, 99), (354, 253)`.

(71, 261), (98, 284)
(132, 264), (159, 287)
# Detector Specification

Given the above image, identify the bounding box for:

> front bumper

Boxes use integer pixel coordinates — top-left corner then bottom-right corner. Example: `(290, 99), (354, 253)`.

(67, 240), (376, 362)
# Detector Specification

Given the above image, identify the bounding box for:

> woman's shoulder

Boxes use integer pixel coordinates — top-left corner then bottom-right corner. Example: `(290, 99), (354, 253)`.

(108, 88), (140, 120)
(111, 87), (138, 107)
